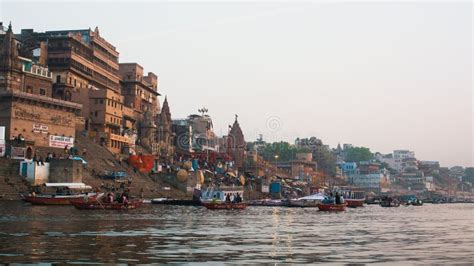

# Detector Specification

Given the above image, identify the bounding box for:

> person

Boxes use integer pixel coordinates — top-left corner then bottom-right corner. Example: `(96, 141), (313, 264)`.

(225, 193), (231, 203)
(335, 192), (342, 205)
(108, 192), (114, 203)
(235, 192), (242, 203)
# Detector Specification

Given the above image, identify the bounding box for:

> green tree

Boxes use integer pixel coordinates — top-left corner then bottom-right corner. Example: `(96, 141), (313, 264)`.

(464, 167), (474, 183)
(345, 147), (373, 163)
(260, 141), (309, 162)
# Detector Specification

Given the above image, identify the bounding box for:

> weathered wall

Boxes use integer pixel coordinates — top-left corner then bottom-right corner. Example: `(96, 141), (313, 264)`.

(49, 159), (82, 183)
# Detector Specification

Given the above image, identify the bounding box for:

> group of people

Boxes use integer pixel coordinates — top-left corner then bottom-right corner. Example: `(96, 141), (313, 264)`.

(104, 190), (130, 205)
(225, 192), (243, 203)
(323, 191), (345, 205)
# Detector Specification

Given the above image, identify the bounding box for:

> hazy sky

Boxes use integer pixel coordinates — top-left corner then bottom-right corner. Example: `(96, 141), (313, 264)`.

(1, 1), (472, 167)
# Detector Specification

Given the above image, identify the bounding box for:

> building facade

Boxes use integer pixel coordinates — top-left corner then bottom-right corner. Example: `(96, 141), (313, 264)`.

(0, 23), (81, 159)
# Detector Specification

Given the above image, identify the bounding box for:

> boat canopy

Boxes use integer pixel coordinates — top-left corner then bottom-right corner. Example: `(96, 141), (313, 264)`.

(298, 193), (325, 200)
(44, 183), (92, 189)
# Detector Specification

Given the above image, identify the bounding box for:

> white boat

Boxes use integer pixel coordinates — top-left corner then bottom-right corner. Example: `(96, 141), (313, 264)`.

(288, 193), (325, 208)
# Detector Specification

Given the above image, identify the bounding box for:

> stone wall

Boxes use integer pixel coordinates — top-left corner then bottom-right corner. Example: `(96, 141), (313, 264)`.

(49, 159), (82, 183)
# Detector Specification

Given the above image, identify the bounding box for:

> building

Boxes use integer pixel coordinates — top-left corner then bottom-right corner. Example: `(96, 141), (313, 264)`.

(376, 150), (416, 172)
(349, 173), (385, 192)
(227, 115), (245, 168)
(0, 23), (81, 159)
(399, 171), (426, 191)
(339, 162), (357, 176)
(155, 96), (174, 156)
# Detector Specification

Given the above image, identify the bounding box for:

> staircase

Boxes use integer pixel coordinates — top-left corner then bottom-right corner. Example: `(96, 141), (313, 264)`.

(0, 159), (28, 200)
(74, 133), (187, 199)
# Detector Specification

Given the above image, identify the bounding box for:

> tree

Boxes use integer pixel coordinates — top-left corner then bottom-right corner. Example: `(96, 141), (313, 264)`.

(345, 147), (373, 163)
(464, 168), (474, 183)
(261, 142), (299, 162)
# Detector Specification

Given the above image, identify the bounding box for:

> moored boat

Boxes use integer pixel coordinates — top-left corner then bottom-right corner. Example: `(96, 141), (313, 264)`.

(21, 183), (96, 205)
(288, 193), (325, 208)
(345, 199), (365, 208)
(200, 186), (246, 210)
(380, 197), (400, 207)
(151, 198), (201, 206)
(248, 199), (287, 207)
(71, 198), (143, 210)
(202, 202), (248, 210)
(317, 203), (347, 212)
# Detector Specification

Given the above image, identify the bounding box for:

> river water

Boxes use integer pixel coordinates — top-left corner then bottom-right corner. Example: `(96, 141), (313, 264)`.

(0, 201), (473, 264)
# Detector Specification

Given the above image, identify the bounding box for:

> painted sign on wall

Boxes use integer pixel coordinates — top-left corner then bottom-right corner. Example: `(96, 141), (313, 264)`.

(11, 146), (26, 160)
(49, 135), (74, 149)
(33, 124), (49, 134)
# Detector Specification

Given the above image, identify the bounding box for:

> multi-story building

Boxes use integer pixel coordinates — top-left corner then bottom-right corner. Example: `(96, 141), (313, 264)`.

(0, 23), (81, 159)
(377, 150), (416, 172)
(119, 63), (159, 118)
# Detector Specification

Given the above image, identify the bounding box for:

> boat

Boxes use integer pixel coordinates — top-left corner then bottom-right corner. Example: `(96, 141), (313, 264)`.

(202, 201), (248, 210)
(345, 198), (365, 208)
(334, 188), (366, 208)
(248, 199), (287, 207)
(380, 197), (400, 207)
(288, 193), (325, 208)
(21, 183), (97, 205)
(151, 198), (201, 206)
(317, 203), (347, 211)
(71, 198), (143, 210)
(200, 186), (247, 210)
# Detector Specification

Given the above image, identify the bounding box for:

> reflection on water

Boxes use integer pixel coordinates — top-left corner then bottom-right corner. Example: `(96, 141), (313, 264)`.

(0, 202), (473, 263)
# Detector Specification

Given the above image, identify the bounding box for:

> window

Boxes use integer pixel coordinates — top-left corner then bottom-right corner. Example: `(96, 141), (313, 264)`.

(99, 99), (103, 104)
(56, 75), (61, 83)
(94, 111), (98, 117)
(95, 99), (98, 104)
(39, 89), (46, 96)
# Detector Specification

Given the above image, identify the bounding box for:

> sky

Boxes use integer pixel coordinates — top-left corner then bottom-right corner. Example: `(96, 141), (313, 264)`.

(1, 1), (472, 167)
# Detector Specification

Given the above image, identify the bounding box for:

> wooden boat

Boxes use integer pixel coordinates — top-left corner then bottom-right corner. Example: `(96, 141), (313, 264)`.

(317, 203), (347, 211)
(151, 198), (201, 206)
(202, 201), (248, 210)
(71, 198), (143, 210)
(380, 200), (400, 207)
(200, 186), (246, 210)
(249, 199), (287, 207)
(345, 199), (365, 208)
(21, 183), (96, 205)
(288, 193), (325, 208)
(22, 194), (94, 205)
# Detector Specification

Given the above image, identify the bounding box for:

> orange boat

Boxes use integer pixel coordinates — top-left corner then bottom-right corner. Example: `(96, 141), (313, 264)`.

(317, 203), (347, 211)
(202, 202), (248, 210)
(345, 199), (365, 208)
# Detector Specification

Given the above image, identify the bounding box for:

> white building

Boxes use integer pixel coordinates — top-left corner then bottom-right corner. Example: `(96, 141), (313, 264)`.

(376, 150), (416, 172)
(349, 173), (385, 192)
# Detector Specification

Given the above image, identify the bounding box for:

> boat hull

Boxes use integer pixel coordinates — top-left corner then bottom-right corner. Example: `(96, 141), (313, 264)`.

(71, 199), (143, 210)
(151, 199), (201, 206)
(288, 199), (321, 208)
(317, 203), (347, 211)
(202, 202), (248, 210)
(345, 199), (365, 208)
(249, 199), (287, 207)
(380, 201), (400, 207)
(22, 194), (93, 205)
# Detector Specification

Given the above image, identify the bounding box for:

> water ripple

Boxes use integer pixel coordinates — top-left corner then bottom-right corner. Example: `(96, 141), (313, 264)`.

(0, 202), (473, 263)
